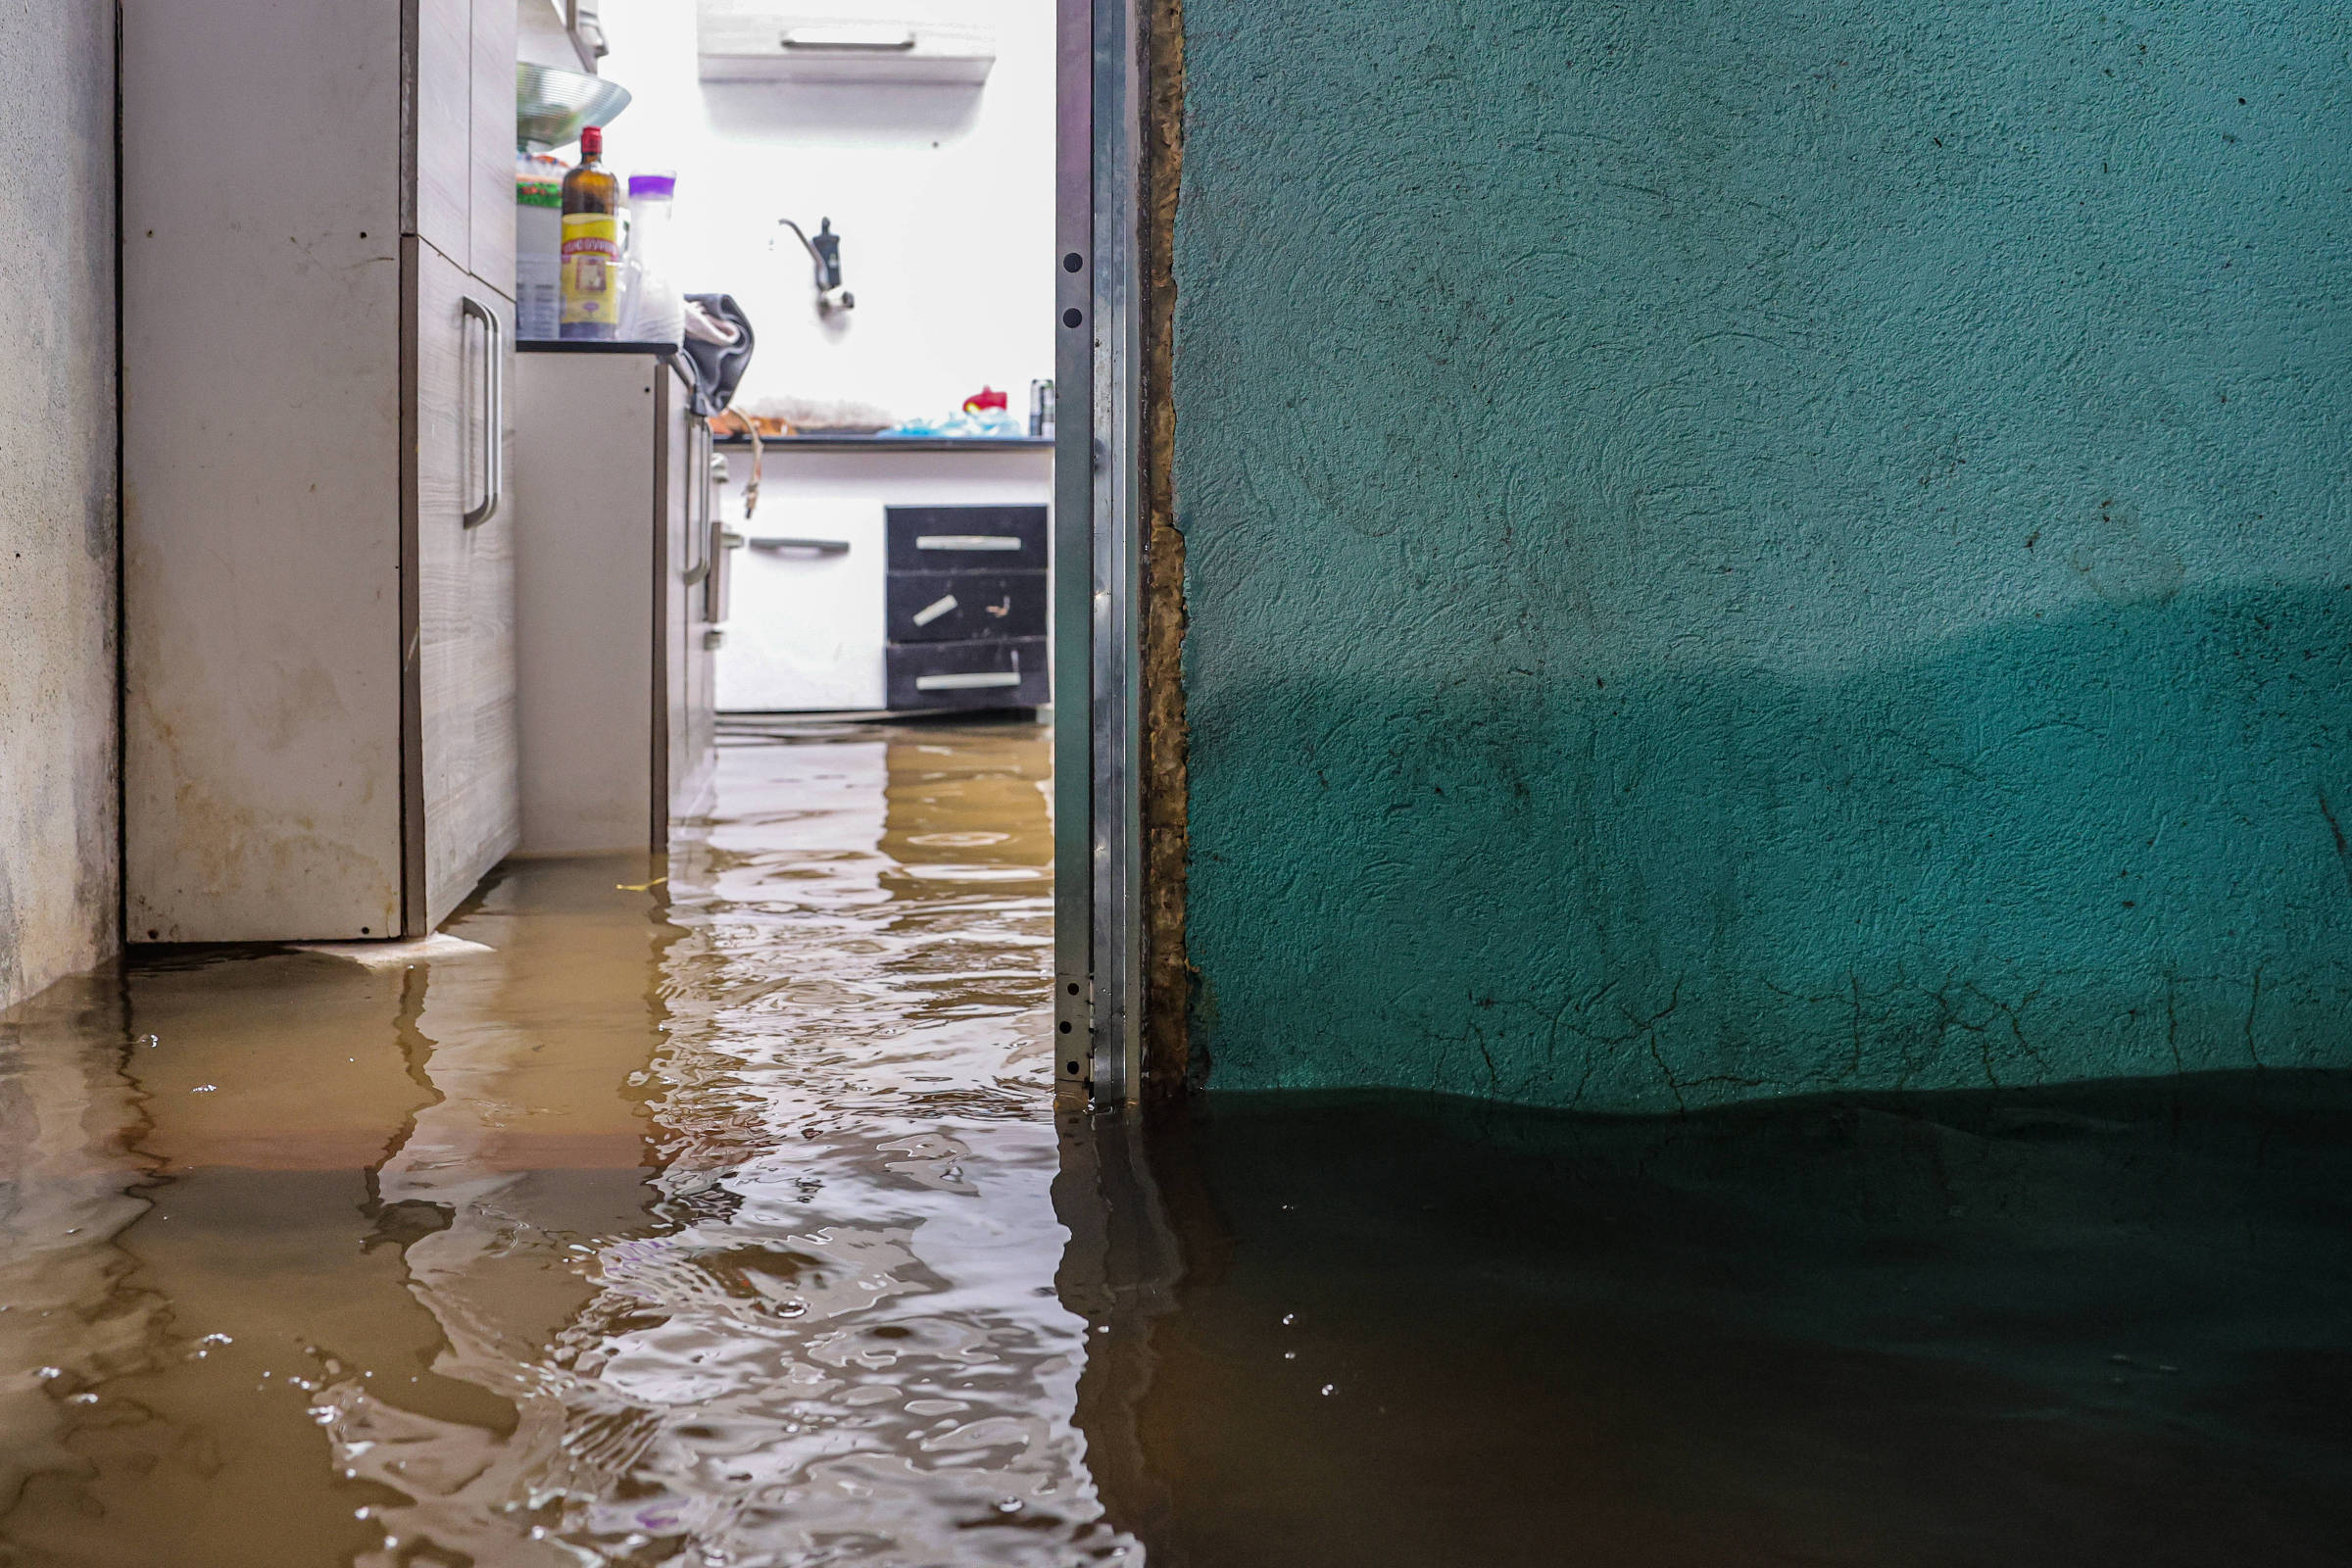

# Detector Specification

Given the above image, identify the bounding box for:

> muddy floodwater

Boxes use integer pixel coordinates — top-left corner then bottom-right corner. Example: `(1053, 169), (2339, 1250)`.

(0, 721), (1109, 1566)
(4, 719), (2352, 1566)
(1086, 1082), (2352, 1568)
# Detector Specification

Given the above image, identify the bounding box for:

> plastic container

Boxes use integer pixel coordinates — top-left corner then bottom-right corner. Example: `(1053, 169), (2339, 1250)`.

(618, 171), (684, 345)
(514, 153), (567, 340)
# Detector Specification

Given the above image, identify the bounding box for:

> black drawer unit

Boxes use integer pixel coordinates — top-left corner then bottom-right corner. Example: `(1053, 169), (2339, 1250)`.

(885, 636), (1050, 711)
(884, 505), (1050, 711)
(886, 571), (1049, 644)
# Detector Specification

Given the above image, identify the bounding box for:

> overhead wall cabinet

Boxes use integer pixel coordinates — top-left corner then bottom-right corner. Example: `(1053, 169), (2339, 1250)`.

(122, 0), (520, 941)
(520, 0), (608, 71)
(696, 0), (998, 84)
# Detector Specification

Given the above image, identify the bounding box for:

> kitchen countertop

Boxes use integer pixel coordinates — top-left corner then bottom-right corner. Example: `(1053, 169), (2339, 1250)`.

(710, 434), (1054, 452)
(516, 338), (681, 355)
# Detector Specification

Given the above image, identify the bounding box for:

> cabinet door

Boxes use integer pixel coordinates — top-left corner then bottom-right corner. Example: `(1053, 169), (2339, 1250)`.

(409, 240), (520, 932)
(711, 486), (889, 712)
(411, 0), (471, 265)
(657, 374), (719, 830)
(469, 0), (517, 292)
(123, 0), (408, 941)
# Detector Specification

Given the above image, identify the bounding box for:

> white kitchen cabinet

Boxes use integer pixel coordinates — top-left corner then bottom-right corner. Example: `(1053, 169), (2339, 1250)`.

(512, 349), (717, 857)
(697, 0), (997, 84)
(123, 0), (520, 941)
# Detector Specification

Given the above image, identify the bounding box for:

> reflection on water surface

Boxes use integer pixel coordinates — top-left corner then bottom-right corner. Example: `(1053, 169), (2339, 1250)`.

(0, 719), (1125, 1566)
(1069, 1082), (2352, 1568)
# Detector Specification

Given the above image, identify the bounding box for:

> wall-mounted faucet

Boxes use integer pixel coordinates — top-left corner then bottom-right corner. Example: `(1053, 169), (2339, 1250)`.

(779, 218), (854, 314)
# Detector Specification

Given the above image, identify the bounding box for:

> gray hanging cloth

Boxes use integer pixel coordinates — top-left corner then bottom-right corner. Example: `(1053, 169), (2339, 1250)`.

(678, 293), (755, 416)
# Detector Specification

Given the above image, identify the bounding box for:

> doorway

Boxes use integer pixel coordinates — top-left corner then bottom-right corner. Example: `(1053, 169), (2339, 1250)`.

(577, 2), (1143, 1102)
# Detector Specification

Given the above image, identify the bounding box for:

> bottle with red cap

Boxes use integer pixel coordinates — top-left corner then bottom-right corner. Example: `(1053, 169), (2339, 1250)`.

(560, 124), (621, 340)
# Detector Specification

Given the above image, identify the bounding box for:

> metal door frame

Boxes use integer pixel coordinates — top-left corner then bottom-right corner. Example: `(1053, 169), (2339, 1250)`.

(1054, 0), (1144, 1105)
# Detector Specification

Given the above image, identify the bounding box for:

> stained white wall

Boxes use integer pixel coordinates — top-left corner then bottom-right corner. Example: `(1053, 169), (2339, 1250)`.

(0, 0), (118, 1011)
(593, 0), (1054, 424)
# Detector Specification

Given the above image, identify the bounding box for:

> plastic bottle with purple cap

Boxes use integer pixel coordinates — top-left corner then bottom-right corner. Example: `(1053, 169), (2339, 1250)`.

(619, 171), (684, 346)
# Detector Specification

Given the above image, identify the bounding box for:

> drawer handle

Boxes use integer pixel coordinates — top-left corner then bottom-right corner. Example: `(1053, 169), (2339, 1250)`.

(915, 670), (1021, 692)
(782, 26), (917, 50)
(748, 536), (851, 555)
(915, 534), (1021, 551)
(911, 593), (957, 627)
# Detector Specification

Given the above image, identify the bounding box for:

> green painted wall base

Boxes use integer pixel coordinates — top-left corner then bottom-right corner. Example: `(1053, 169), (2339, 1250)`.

(1174, 0), (2352, 1109)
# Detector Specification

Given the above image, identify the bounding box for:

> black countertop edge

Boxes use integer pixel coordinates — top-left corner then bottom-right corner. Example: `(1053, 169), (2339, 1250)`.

(710, 434), (1054, 451)
(516, 339), (679, 355)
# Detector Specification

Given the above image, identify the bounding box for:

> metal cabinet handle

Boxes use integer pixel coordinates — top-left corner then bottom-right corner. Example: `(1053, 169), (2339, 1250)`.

(462, 296), (501, 528)
(707, 520), (742, 626)
(782, 26), (915, 50)
(915, 534), (1021, 551)
(679, 419), (713, 586)
(747, 536), (851, 555)
(915, 671), (1021, 692)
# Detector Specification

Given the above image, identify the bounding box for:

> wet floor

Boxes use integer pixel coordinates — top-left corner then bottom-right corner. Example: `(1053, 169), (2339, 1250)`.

(4, 720), (2352, 1566)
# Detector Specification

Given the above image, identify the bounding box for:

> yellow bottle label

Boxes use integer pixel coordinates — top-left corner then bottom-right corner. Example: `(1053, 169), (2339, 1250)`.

(561, 213), (622, 326)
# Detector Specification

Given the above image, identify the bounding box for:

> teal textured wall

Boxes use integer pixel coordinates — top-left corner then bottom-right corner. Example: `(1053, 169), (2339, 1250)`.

(1174, 1), (2352, 1108)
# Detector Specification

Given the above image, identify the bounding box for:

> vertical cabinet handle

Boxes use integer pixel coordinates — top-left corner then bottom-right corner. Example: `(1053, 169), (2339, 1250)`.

(706, 454), (737, 623)
(679, 418), (713, 586)
(462, 296), (502, 528)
